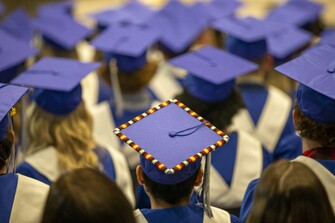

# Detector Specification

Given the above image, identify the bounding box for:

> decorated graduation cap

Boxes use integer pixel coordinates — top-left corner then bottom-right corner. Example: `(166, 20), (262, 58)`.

(320, 29), (335, 47)
(267, 27), (313, 63)
(265, 0), (323, 27)
(0, 30), (38, 83)
(151, 0), (207, 55)
(0, 84), (28, 141)
(33, 14), (93, 50)
(169, 46), (258, 102)
(275, 44), (335, 124)
(37, 1), (74, 17)
(0, 8), (34, 44)
(91, 2), (155, 30)
(11, 57), (100, 115)
(91, 23), (161, 72)
(212, 16), (286, 60)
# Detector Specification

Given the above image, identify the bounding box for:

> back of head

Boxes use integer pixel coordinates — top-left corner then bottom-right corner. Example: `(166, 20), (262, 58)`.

(42, 168), (136, 223)
(247, 160), (335, 223)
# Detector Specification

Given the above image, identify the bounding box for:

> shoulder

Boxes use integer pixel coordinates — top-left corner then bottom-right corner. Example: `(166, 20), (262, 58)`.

(240, 178), (260, 222)
(17, 162), (51, 185)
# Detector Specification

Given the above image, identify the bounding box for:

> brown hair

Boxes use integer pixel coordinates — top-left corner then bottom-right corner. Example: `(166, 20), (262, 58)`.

(42, 168), (136, 223)
(0, 128), (14, 169)
(247, 160), (335, 223)
(27, 102), (98, 172)
(294, 104), (335, 147)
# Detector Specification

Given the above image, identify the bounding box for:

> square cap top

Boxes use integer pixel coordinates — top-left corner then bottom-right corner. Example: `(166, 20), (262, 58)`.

(11, 57), (100, 92)
(114, 99), (228, 184)
(150, 0), (207, 53)
(91, 23), (161, 57)
(169, 46), (259, 85)
(267, 27), (313, 59)
(0, 30), (38, 81)
(196, 0), (241, 21)
(91, 2), (155, 27)
(38, 1), (74, 17)
(275, 44), (335, 100)
(0, 84), (28, 140)
(0, 8), (34, 43)
(211, 16), (287, 42)
(33, 14), (93, 50)
(266, 0), (323, 26)
(320, 29), (335, 47)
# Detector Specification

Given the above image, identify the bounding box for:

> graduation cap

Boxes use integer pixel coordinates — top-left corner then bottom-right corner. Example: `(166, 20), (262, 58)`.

(196, 0), (241, 21)
(33, 14), (93, 50)
(212, 16), (287, 60)
(0, 84), (28, 141)
(91, 2), (155, 29)
(11, 57), (100, 115)
(275, 44), (335, 123)
(0, 8), (34, 44)
(37, 1), (74, 17)
(91, 23), (161, 72)
(0, 30), (39, 83)
(169, 46), (258, 102)
(267, 27), (313, 62)
(151, 1), (207, 54)
(320, 29), (335, 47)
(266, 0), (323, 27)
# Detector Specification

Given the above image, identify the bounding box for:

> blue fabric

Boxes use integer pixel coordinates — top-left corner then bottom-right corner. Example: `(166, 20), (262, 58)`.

(318, 160), (335, 175)
(262, 146), (273, 169)
(93, 147), (116, 181)
(274, 134), (302, 160)
(16, 162), (51, 185)
(0, 174), (18, 223)
(97, 78), (113, 103)
(239, 178), (259, 223)
(0, 64), (22, 83)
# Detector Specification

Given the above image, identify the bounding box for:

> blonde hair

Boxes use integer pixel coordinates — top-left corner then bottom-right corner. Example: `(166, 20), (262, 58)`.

(27, 101), (98, 172)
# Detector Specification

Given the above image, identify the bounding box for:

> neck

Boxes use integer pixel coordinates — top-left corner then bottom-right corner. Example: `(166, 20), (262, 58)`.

(302, 138), (323, 153)
(149, 196), (189, 209)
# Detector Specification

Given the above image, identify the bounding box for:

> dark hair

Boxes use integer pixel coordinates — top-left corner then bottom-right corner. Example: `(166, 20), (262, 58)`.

(294, 103), (335, 147)
(0, 128), (14, 169)
(175, 88), (245, 130)
(142, 167), (200, 205)
(42, 168), (136, 223)
(247, 160), (335, 223)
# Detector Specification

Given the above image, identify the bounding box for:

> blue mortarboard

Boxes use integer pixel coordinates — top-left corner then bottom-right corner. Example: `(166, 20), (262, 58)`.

(0, 84), (28, 140)
(114, 99), (229, 184)
(194, 0), (241, 21)
(320, 29), (335, 47)
(0, 30), (39, 83)
(266, 0), (323, 27)
(33, 14), (93, 50)
(275, 44), (335, 123)
(38, 1), (74, 17)
(91, 23), (161, 72)
(151, 1), (207, 54)
(0, 8), (34, 44)
(212, 16), (287, 60)
(91, 2), (155, 29)
(11, 57), (100, 115)
(267, 27), (313, 62)
(169, 46), (258, 102)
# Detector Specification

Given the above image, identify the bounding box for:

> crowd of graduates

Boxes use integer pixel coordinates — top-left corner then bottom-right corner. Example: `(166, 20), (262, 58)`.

(0, 0), (335, 222)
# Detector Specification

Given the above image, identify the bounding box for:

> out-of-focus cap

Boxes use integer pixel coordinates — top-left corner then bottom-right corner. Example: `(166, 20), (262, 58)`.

(0, 8), (34, 43)
(33, 14), (93, 50)
(320, 29), (335, 47)
(114, 99), (229, 184)
(0, 30), (38, 83)
(38, 1), (74, 17)
(11, 57), (100, 115)
(267, 27), (313, 60)
(151, 1), (207, 54)
(169, 46), (258, 102)
(0, 84), (28, 140)
(275, 44), (335, 123)
(91, 23), (161, 72)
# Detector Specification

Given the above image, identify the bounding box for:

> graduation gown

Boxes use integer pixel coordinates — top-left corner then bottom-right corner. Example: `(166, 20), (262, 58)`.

(239, 156), (335, 222)
(0, 173), (49, 223)
(134, 204), (241, 223)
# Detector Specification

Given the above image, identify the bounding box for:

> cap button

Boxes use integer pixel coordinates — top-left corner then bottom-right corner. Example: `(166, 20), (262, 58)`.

(327, 61), (335, 73)
(169, 131), (177, 137)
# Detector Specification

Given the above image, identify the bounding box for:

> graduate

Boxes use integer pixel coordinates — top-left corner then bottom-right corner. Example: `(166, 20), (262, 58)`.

(11, 57), (135, 206)
(113, 98), (240, 223)
(240, 44), (335, 221)
(212, 16), (300, 159)
(168, 46), (272, 214)
(0, 83), (49, 223)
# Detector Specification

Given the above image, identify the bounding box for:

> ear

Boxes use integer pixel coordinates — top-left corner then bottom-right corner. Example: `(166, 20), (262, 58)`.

(194, 168), (204, 187)
(136, 165), (145, 185)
